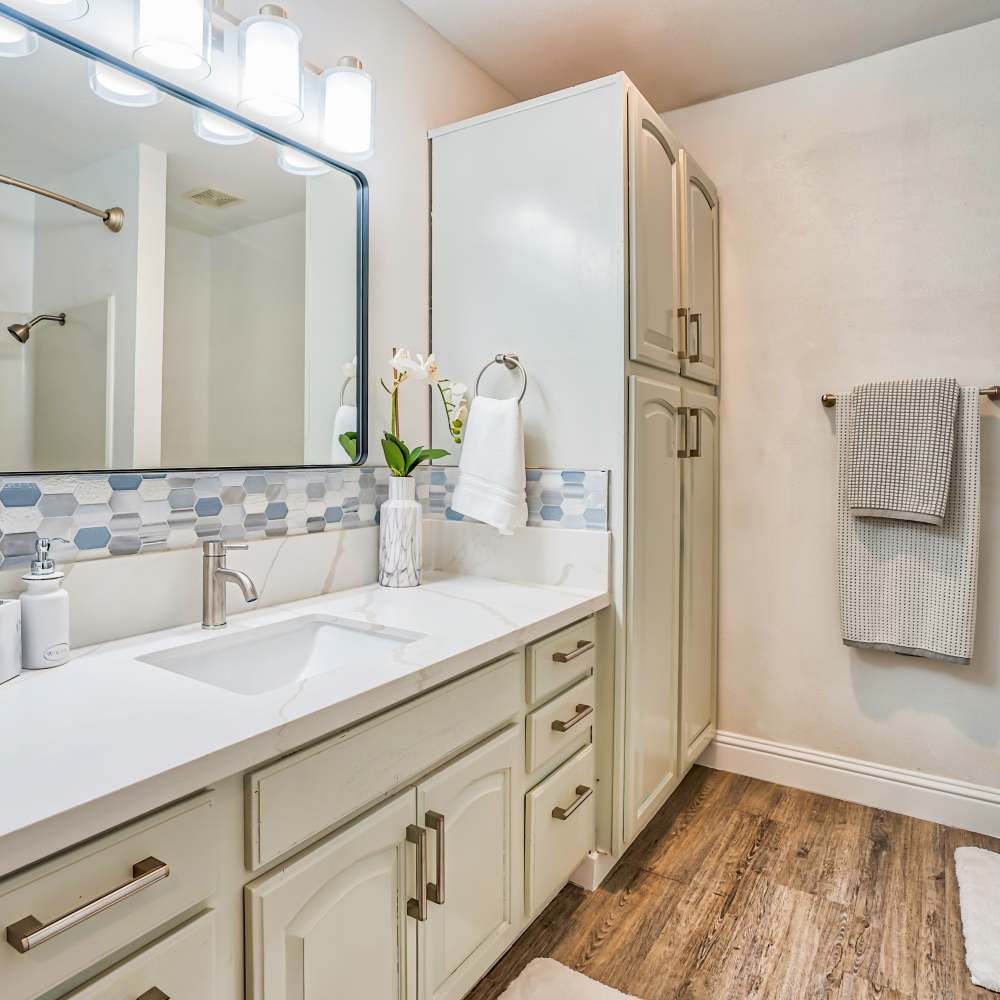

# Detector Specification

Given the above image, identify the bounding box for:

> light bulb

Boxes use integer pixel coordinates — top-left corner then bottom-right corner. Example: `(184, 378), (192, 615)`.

(238, 6), (303, 124)
(134, 0), (211, 80)
(277, 147), (331, 177)
(29, 0), (89, 21)
(0, 16), (38, 57)
(88, 60), (164, 108)
(321, 57), (374, 158)
(193, 108), (255, 146)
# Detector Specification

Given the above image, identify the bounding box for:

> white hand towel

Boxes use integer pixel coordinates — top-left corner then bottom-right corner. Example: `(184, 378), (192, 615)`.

(450, 396), (528, 535)
(330, 404), (358, 463)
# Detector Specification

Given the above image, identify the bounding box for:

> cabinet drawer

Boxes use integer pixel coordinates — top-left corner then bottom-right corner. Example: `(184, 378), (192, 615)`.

(526, 618), (596, 705)
(247, 654), (522, 871)
(525, 744), (596, 916)
(0, 794), (215, 1000)
(64, 911), (214, 1000)
(525, 674), (594, 775)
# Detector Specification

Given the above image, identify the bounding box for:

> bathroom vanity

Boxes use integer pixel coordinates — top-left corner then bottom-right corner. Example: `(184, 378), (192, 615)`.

(0, 573), (608, 1000)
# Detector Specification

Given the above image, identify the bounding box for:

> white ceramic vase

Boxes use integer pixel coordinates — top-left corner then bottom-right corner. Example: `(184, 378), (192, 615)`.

(379, 475), (422, 588)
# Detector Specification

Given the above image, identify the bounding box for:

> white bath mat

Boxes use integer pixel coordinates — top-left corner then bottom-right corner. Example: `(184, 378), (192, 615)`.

(955, 847), (1000, 992)
(499, 959), (643, 999)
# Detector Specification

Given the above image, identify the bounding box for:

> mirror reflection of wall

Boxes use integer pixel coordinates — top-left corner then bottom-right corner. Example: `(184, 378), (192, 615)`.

(0, 28), (363, 474)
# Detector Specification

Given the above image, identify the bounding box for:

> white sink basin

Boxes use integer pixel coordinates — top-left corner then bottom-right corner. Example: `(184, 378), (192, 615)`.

(139, 614), (425, 695)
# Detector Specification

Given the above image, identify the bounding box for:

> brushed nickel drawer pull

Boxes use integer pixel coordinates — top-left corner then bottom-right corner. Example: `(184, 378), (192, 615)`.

(689, 407), (702, 459)
(552, 639), (594, 663)
(406, 825), (428, 922)
(551, 704), (593, 733)
(5, 857), (169, 954)
(676, 405), (689, 459)
(689, 312), (702, 363)
(677, 307), (689, 360)
(137, 990), (169, 1000)
(426, 811), (445, 906)
(552, 785), (594, 821)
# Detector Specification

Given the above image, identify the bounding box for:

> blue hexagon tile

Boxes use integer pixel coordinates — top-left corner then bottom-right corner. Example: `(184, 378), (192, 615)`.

(0, 467), (608, 569)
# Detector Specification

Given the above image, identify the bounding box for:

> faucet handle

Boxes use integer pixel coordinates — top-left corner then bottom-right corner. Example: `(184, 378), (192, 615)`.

(224, 544), (249, 552)
(203, 541), (249, 557)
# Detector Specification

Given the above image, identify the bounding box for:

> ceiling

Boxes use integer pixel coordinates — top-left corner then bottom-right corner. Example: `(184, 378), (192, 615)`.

(400, 0), (1000, 110)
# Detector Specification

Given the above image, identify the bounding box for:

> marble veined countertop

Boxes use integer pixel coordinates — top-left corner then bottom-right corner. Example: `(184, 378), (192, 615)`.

(0, 572), (608, 876)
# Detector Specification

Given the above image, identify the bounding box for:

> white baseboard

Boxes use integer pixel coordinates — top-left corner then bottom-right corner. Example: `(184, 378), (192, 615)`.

(570, 850), (617, 891)
(700, 731), (1000, 838)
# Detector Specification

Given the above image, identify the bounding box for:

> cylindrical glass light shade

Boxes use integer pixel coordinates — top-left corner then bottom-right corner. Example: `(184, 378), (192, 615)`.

(321, 57), (374, 158)
(0, 16), (39, 57)
(238, 6), (303, 124)
(134, 0), (211, 80)
(29, 0), (89, 21)
(193, 108), (255, 146)
(277, 147), (331, 177)
(88, 60), (164, 108)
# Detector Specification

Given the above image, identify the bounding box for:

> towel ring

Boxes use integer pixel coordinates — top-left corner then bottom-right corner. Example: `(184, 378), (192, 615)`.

(474, 353), (527, 403)
(340, 375), (355, 406)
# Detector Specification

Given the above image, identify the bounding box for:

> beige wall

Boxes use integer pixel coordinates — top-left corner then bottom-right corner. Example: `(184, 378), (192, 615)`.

(663, 20), (1000, 788)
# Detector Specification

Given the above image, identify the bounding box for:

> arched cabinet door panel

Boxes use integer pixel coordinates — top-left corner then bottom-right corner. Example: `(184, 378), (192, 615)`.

(624, 375), (683, 845)
(628, 88), (683, 373)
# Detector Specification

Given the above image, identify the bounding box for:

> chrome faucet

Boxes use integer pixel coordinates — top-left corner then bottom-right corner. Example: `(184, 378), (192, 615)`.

(202, 541), (260, 629)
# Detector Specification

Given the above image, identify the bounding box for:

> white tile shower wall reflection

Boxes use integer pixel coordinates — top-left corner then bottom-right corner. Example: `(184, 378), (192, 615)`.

(0, 468), (609, 569)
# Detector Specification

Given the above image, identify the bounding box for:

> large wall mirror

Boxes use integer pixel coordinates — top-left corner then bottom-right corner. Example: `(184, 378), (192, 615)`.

(0, 13), (367, 473)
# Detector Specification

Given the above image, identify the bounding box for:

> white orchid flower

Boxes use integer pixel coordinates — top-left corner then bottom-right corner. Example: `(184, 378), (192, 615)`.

(391, 351), (438, 382)
(448, 381), (468, 403)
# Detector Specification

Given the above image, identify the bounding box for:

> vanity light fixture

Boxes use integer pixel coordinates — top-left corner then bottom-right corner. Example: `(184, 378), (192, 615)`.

(276, 146), (331, 177)
(28, 0), (89, 21)
(133, 0), (211, 80)
(193, 108), (254, 145)
(88, 60), (164, 108)
(0, 15), (39, 57)
(321, 57), (375, 158)
(238, 5), (304, 124)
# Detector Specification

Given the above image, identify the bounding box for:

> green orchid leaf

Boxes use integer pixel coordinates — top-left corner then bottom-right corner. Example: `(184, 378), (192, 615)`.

(384, 430), (410, 463)
(422, 449), (450, 461)
(404, 446), (425, 475)
(381, 436), (406, 476)
(338, 431), (358, 461)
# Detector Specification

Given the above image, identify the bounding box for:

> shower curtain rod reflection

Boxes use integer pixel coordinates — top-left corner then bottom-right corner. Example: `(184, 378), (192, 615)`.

(0, 174), (124, 233)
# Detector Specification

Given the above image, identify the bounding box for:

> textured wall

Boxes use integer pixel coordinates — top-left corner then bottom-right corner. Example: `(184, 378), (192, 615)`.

(664, 20), (1000, 787)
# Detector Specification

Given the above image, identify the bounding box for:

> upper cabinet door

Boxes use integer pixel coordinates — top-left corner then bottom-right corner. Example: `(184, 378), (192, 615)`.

(417, 726), (521, 1000)
(680, 385), (719, 771)
(624, 375), (683, 845)
(680, 149), (720, 385)
(245, 790), (417, 1000)
(628, 88), (683, 373)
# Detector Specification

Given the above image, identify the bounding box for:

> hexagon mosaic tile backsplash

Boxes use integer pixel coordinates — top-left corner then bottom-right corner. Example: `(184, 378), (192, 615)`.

(0, 467), (609, 570)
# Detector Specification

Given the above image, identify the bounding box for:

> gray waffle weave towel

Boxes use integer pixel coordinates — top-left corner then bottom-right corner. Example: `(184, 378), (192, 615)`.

(846, 377), (960, 526)
(837, 386), (981, 664)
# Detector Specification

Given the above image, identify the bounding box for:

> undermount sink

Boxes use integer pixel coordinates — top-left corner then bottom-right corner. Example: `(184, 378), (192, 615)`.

(139, 615), (425, 695)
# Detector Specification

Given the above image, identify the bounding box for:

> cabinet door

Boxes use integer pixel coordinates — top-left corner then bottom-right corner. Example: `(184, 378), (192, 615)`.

(680, 386), (719, 771)
(624, 375), (683, 845)
(628, 87), (682, 373)
(245, 791), (417, 1000)
(680, 149), (720, 386)
(417, 726), (521, 1000)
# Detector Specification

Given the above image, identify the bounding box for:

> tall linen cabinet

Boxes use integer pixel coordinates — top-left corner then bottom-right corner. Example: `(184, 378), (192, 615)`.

(430, 74), (720, 860)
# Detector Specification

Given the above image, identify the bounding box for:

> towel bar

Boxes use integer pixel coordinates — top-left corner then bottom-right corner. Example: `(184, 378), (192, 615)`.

(821, 385), (1000, 407)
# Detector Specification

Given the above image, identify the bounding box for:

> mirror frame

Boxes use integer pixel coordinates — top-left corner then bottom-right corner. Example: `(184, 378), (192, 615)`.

(0, 3), (369, 471)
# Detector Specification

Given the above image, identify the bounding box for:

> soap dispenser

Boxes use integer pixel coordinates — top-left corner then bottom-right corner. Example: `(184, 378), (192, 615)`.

(21, 537), (70, 669)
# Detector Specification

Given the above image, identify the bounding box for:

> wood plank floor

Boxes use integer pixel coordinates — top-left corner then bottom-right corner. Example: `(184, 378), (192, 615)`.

(467, 767), (1000, 1000)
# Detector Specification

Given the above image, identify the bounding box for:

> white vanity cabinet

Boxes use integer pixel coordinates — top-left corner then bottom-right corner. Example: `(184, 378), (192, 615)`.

(430, 73), (721, 859)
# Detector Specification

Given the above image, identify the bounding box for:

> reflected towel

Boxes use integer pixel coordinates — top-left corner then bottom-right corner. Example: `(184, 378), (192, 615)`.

(837, 386), (981, 663)
(330, 404), (358, 463)
(450, 396), (528, 535)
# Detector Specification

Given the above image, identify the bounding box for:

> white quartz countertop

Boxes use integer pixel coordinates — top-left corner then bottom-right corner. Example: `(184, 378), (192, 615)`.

(0, 572), (607, 875)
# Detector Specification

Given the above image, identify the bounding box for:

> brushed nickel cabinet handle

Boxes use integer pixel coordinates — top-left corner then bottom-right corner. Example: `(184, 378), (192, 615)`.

(551, 704), (593, 733)
(406, 825), (428, 922)
(676, 405), (689, 459)
(425, 811), (445, 906)
(677, 307), (689, 360)
(552, 639), (594, 663)
(689, 312), (702, 363)
(137, 990), (169, 1000)
(5, 857), (169, 954)
(689, 407), (702, 459)
(552, 785), (594, 821)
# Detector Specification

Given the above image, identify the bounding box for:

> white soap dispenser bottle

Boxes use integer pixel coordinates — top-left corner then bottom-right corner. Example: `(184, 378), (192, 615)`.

(21, 537), (70, 669)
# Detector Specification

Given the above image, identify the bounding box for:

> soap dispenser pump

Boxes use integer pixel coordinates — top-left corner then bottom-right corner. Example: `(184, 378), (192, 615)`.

(21, 537), (70, 669)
